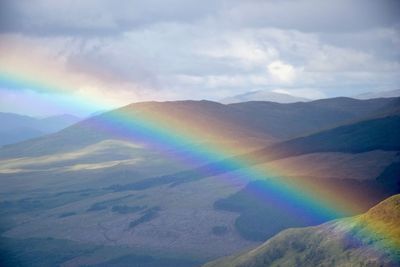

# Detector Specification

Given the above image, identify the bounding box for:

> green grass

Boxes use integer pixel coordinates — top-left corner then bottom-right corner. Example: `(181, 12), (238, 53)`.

(204, 195), (400, 267)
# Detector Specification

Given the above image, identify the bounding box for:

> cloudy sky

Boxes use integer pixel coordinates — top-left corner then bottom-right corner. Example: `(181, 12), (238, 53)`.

(0, 0), (399, 116)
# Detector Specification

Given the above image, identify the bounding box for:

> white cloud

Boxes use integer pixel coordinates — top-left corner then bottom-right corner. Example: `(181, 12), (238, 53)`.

(0, 0), (399, 115)
(267, 61), (297, 84)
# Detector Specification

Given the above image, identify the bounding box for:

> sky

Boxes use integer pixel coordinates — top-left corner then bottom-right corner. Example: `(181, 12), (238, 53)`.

(0, 0), (399, 116)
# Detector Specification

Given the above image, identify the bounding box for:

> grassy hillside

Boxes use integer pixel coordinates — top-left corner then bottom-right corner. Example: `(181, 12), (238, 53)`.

(204, 194), (400, 267)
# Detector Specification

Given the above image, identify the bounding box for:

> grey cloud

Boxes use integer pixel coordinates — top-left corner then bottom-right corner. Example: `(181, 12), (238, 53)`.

(0, 0), (222, 36)
(220, 0), (400, 33)
(0, 0), (399, 107)
(1, 0), (399, 36)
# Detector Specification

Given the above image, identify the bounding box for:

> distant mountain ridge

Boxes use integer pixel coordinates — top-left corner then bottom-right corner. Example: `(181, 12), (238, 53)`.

(221, 90), (309, 104)
(203, 194), (400, 267)
(1, 97), (398, 159)
(354, 89), (400, 100)
(0, 112), (81, 146)
(0, 97), (399, 265)
(229, 97), (400, 139)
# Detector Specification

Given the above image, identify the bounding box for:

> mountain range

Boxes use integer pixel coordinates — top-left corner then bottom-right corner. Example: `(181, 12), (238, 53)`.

(354, 89), (400, 100)
(0, 112), (81, 146)
(0, 97), (399, 266)
(220, 90), (310, 104)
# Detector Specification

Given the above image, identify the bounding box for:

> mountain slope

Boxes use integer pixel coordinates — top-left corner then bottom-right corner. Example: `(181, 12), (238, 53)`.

(273, 115), (400, 155)
(0, 112), (81, 146)
(106, 114), (400, 193)
(1, 97), (398, 159)
(1, 99), (399, 264)
(0, 100), (277, 159)
(204, 194), (400, 267)
(229, 97), (400, 139)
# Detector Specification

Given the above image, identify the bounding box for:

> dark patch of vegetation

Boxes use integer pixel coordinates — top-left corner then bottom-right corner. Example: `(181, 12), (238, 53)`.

(279, 115), (400, 155)
(0, 198), (43, 214)
(376, 161), (400, 194)
(86, 194), (137, 213)
(213, 180), (336, 241)
(291, 240), (306, 252)
(214, 178), (391, 242)
(212, 226), (228, 236)
(129, 207), (161, 229)
(91, 253), (201, 267)
(107, 159), (240, 192)
(87, 203), (107, 212)
(59, 212), (77, 218)
(111, 205), (146, 214)
(0, 237), (98, 267)
(0, 190), (104, 216)
(0, 236), (202, 267)
(54, 188), (93, 196)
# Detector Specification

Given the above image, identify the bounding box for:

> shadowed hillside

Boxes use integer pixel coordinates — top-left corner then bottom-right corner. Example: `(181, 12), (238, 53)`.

(229, 97), (400, 139)
(106, 115), (400, 192)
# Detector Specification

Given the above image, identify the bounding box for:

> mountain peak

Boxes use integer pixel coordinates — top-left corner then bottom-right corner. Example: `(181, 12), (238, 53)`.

(221, 90), (310, 104)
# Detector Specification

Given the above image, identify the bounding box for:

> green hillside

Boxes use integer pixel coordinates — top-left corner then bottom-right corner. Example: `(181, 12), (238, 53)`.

(204, 195), (400, 267)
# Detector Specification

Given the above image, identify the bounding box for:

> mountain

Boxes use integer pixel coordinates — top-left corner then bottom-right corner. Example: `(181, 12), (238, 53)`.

(354, 89), (400, 100)
(221, 90), (309, 104)
(0, 113), (81, 146)
(105, 114), (400, 193)
(0, 98), (399, 266)
(229, 97), (400, 139)
(0, 100), (277, 159)
(203, 194), (400, 267)
(1, 97), (398, 159)
(38, 114), (82, 132)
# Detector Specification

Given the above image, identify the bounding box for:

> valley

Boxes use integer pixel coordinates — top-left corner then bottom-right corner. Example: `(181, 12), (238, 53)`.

(0, 97), (399, 266)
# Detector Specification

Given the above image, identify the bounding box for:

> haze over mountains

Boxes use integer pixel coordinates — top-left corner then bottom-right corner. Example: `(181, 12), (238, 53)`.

(0, 96), (399, 266)
(221, 88), (400, 104)
(354, 89), (400, 100)
(2, 97), (398, 159)
(0, 113), (81, 146)
(220, 90), (310, 104)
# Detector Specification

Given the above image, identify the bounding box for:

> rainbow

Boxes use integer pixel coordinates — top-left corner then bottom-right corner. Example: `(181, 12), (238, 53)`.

(0, 54), (399, 260)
